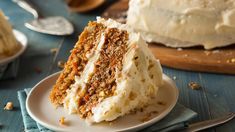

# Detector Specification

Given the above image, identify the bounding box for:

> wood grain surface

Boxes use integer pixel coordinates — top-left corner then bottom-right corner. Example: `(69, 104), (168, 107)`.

(102, 0), (235, 75)
(0, 0), (235, 132)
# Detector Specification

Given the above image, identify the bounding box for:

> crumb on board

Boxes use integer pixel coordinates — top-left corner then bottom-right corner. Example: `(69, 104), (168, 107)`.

(59, 117), (66, 125)
(188, 81), (201, 90)
(34, 67), (42, 73)
(177, 48), (183, 51)
(50, 48), (59, 54)
(57, 60), (65, 69)
(226, 58), (235, 63)
(173, 76), (177, 80)
(4, 102), (13, 110)
(204, 51), (211, 56)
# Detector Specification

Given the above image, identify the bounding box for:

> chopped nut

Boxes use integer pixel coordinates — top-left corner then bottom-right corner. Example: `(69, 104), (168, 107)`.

(59, 117), (66, 125)
(50, 48), (59, 54)
(188, 81), (201, 90)
(4, 102), (13, 110)
(57, 60), (65, 69)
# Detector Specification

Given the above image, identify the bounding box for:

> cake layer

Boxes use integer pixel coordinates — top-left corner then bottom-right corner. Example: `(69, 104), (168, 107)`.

(50, 22), (105, 105)
(127, 0), (235, 49)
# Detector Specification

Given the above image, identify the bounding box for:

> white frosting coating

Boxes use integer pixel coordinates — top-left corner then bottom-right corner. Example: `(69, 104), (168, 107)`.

(0, 11), (19, 56)
(63, 18), (163, 123)
(127, 0), (235, 49)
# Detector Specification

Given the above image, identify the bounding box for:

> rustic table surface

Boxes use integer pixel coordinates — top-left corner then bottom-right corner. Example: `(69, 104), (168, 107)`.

(0, 0), (235, 132)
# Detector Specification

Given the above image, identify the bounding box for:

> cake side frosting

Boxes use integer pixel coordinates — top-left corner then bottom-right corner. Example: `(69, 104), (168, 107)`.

(89, 18), (163, 123)
(0, 11), (19, 56)
(127, 0), (235, 49)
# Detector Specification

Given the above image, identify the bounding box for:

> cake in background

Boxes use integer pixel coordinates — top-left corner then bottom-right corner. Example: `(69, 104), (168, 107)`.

(0, 10), (20, 57)
(127, 0), (235, 49)
(50, 17), (163, 123)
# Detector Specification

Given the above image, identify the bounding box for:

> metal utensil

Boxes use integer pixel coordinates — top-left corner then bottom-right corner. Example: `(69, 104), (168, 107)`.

(13, 0), (74, 35)
(184, 112), (235, 132)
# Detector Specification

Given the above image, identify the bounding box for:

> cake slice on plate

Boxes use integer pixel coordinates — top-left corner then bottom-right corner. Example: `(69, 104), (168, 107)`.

(50, 17), (163, 123)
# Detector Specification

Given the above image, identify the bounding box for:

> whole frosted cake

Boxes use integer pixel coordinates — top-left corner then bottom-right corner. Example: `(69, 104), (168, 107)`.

(127, 0), (235, 49)
(0, 11), (19, 57)
(50, 18), (163, 123)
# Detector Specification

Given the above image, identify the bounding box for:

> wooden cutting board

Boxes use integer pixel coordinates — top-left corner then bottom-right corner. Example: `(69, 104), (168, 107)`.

(102, 0), (235, 74)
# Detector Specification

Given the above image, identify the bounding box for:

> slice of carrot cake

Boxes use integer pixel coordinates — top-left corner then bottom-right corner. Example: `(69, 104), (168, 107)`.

(50, 17), (163, 123)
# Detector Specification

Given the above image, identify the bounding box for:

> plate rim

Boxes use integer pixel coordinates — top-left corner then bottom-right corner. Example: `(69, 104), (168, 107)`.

(0, 29), (28, 65)
(26, 72), (179, 132)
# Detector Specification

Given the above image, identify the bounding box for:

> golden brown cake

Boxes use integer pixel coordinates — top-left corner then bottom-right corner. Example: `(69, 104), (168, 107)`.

(50, 18), (163, 123)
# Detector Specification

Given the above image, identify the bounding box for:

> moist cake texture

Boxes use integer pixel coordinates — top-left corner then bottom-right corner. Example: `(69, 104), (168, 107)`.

(50, 18), (163, 123)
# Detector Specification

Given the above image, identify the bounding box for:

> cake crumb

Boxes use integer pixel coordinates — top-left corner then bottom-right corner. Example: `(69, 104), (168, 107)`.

(4, 102), (13, 110)
(177, 48), (183, 51)
(57, 61), (65, 69)
(140, 111), (158, 122)
(231, 58), (235, 63)
(226, 58), (235, 63)
(59, 117), (66, 125)
(50, 48), (58, 54)
(173, 76), (177, 80)
(188, 81), (201, 90)
(157, 101), (166, 106)
(204, 51), (211, 56)
(212, 50), (220, 54)
(140, 113), (152, 122)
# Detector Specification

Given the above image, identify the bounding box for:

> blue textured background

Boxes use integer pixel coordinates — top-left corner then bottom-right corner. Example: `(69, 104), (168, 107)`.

(0, 0), (235, 131)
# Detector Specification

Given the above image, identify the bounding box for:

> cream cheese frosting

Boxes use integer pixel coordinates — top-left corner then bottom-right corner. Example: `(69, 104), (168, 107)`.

(63, 18), (163, 123)
(0, 10), (19, 56)
(127, 0), (235, 49)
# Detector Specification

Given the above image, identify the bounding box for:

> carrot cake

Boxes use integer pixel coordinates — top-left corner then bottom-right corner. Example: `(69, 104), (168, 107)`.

(0, 10), (20, 57)
(50, 17), (163, 123)
(127, 0), (235, 49)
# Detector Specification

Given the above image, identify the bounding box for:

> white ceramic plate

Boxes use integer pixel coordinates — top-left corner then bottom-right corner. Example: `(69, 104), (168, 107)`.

(26, 72), (179, 132)
(0, 30), (28, 65)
